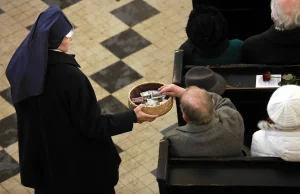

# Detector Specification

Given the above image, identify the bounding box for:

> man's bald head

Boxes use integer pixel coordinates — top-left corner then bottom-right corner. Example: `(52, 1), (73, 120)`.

(271, 0), (300, 30)
(180, 86), (214, 125)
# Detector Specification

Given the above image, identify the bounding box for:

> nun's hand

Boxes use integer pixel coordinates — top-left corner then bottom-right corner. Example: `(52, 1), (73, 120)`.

(134, 104), (159, 124)
(158, 84), (186, 97)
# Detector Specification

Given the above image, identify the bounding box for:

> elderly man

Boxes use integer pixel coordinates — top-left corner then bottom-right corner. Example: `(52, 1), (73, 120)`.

(242, 0), (300, 65)
(159, 84), (245, 157)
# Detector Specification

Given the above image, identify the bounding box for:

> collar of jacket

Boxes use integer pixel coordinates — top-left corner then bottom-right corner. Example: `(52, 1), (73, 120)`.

(177, 113), (220, 133)
(187, 39), (229, 58)
(263, 25), (300, 44)
(48, 50), (80, 68)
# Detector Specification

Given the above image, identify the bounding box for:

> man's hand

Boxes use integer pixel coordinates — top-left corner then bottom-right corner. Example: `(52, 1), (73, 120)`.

(158, 84), (186, 97)
(134, 104), (159, 124)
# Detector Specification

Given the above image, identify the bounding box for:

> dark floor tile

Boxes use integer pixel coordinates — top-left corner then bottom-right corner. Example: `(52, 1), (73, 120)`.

(90, 61), (142, 93)
(42, 0), (82, 9)
(101, 28), (151, 59)
(0, 88), (12, 105)
(0, 9), (4, 15)
(114, 144), (123, 154)
(0, 150), (19, 183)
(97, 95), (129, 114)
(160, 122), (178, 136)
(0, 114), (18, 148)
(151, 168), (157, 177)
(111, 0), (160, 27)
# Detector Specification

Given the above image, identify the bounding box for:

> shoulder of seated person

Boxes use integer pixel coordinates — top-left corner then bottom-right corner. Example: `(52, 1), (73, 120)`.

(217, 107), (242, 120)
(230, 39), (244, 43)
(164, 128), (182, 138)
(179, 39), (189, 49)
(252, 129), (266, 138)
(244, 33), (264, 44)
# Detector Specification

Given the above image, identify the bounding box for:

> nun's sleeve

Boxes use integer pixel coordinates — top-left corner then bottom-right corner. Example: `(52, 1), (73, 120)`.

(69, 73), (137, 138)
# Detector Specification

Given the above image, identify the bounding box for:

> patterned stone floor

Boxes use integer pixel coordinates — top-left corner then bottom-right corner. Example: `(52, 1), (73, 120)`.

(0, 0), (191, 193)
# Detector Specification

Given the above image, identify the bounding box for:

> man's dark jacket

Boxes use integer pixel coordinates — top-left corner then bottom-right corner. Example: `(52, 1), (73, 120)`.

(242, 25), (300, 65)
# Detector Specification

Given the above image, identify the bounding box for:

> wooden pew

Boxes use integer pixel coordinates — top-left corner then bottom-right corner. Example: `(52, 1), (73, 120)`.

(172, 49), (300, 146)
(156, 139), (300, 194)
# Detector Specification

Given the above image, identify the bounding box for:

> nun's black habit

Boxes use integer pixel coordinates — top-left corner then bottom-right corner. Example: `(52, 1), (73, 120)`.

(6, 6), (136, 193)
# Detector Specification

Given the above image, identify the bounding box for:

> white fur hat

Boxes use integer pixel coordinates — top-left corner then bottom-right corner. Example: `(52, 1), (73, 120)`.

(267, 85), (300, 130)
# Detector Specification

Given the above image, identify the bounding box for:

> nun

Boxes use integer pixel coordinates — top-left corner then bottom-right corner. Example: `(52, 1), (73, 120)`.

(6, 6), (158, 193)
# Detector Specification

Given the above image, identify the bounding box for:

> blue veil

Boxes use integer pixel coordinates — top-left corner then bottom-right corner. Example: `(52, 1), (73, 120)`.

(6, 6), (73, 104)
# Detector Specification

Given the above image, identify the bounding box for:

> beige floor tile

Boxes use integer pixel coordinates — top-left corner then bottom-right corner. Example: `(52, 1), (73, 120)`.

(35, 3), (49, 12)
(112, 133), (129, 144)
(7, 184), (28, 194)
(134, 152), (153, 165)
(138, 126), (158, 139)
(16, 2), (31, 12)
(116, 186), (133, 194)
(11, 0), (27, 7)
(122, 158), (140, 172)
(119, 165), (129, 177)
(122, 55), (143, 68)
(148, 133), (164, 144)
(5, 8), (21, 17)
(0, 185), (8, 194)
(126, 145), (145, 158)
(138, 173), (156, 186)
(145, 145), (160, 158)
(114, 181), (124, 191)
(11, 152), (19, 163)
(131, 123), (149, 134)
(148, 182), (159, 194)
(142, 158), (158, 172)
(13, 174), (21, 183)
(137, 138), (157, 151)
(1, 104), (16, 119)
(126, 179), (146, 193)
(135, 187), (154, 194)
(28, 0), (43, 6)
(24, 187), (34, 194)
(130, 165), (148, 178)
(80, 65), (97, 76)
(119, 172), (137, 185)
(0, 3), (14, 11)
(150, 118), (169, 131)
(119, 152), (132, 163)
(132, 23), (148, 33)
(12, 12), (28, 22)
(1, 178), (19, 191)
(117, 138), (136, 151)
(4, 142), (18, 155)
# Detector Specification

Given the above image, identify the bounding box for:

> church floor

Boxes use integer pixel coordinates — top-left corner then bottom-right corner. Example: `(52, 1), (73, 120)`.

(0, 0), (191, 193)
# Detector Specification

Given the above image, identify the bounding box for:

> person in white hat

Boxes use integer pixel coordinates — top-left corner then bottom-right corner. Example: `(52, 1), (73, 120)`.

(251, 85), (300, 161)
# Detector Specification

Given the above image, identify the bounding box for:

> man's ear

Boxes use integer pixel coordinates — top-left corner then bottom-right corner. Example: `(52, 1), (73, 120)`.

(182, 113), (190, 123)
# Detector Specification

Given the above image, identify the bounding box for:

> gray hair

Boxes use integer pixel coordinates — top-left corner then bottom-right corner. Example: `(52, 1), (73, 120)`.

(180, 86), (214, 125)
(271, 0), (300, 30)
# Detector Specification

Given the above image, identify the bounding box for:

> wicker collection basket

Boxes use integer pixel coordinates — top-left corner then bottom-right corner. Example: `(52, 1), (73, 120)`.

(128, 82), (173, 116)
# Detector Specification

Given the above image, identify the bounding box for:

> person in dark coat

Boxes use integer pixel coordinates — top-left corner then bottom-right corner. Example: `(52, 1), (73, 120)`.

(242, 0), (300, 65)
(5, 6), (158, 194)
(179, 5), (244, 66)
